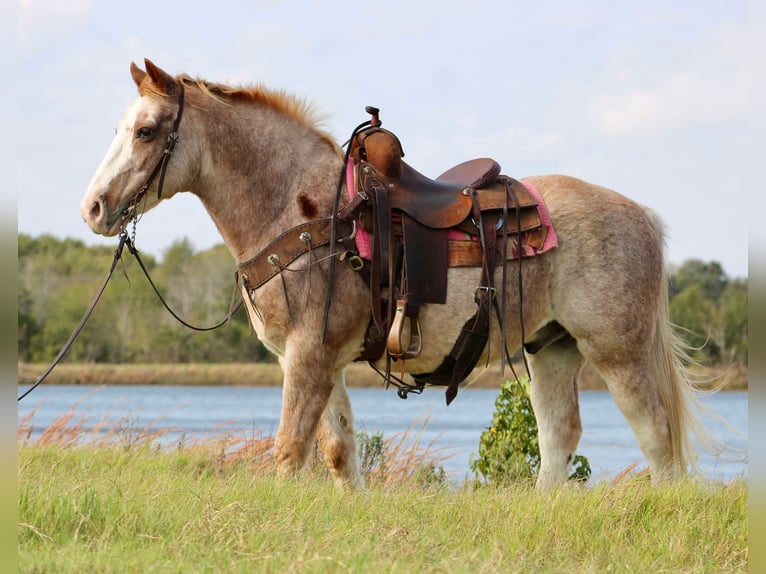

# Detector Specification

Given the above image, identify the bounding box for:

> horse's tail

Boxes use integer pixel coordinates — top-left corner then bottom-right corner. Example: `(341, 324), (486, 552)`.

(648, 211), (717, 475)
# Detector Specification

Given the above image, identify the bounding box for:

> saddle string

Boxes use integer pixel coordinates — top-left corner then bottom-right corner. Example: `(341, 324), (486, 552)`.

(276, 261), (296, 328)
(302, 240), (314, 314)
(499, 184), (510, 376)
(502, 179), (531, 381)
(303, 237), (339, 315)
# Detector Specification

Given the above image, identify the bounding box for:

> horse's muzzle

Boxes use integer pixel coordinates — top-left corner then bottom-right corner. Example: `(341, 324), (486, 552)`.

(81, 194), (121, 236)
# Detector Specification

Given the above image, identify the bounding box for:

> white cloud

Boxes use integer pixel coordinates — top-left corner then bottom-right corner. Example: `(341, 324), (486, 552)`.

(593, 22), (749, 137)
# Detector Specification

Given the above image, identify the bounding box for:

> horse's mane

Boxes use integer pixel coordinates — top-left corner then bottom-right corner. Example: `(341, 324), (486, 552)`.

(177, 74), (341, 155)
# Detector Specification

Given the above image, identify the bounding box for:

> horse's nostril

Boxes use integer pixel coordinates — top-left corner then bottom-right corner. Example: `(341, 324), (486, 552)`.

(89, 200), (102, 222)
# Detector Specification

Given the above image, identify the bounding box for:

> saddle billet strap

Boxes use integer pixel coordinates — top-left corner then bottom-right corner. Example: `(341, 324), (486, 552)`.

(498, 179), (511, 375)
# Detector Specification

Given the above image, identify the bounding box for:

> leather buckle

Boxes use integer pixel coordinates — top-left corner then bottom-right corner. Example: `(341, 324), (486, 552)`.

(474, 285), (496, 304)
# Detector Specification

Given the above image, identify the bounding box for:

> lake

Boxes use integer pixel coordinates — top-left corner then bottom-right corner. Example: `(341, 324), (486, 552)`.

(18, 384), (747, 483)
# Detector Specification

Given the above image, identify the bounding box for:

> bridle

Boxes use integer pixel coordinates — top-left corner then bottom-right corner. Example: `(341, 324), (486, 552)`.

(120, 83), (186, 225)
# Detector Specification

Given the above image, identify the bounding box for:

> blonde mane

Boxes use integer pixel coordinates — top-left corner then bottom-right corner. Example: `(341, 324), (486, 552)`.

(178, 74), (341, 155)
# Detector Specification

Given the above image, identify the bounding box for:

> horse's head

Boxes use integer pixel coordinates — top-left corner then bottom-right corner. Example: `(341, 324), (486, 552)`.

(81, 59), (192, 236)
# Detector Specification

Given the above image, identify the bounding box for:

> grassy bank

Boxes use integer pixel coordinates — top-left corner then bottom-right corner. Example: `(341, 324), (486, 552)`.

(17, 361), (747, 390)
(19, 439), (747, 573)
(17, 362), (515, 388)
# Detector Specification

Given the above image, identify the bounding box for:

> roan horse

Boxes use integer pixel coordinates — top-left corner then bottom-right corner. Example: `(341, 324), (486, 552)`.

(81, 59), (709, 489)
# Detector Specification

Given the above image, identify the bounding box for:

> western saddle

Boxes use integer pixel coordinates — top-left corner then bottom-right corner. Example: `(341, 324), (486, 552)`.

(338, 107), (546, 403)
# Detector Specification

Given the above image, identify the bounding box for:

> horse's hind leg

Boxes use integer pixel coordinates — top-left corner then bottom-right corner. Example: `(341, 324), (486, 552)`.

(593, 358), (677, 482)
(528, 336), (585, 489)
(316, 370), (363, 487)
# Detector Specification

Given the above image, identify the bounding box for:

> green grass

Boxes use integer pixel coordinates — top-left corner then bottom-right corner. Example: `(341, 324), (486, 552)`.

(18, 433), (747, 573)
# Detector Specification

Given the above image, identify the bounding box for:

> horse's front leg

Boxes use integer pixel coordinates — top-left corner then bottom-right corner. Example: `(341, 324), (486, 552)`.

(274, 342), (336, 477)
(269, 264), (369, 485)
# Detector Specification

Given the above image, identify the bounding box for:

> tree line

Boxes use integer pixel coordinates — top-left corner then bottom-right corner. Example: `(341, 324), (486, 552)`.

(18, 234), (747, 368)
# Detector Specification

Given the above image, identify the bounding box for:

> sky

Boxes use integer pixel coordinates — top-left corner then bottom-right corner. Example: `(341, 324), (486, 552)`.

(14, 0), (761, 278)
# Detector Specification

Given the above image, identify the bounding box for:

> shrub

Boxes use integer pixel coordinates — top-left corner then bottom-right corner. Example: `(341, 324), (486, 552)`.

(470, 377), (590, 485)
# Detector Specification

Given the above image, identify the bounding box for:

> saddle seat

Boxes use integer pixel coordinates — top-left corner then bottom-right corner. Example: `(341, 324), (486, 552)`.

(389, 159), (500, 229)
(353, 127), (502, 228)
(352, 127), (539, 231)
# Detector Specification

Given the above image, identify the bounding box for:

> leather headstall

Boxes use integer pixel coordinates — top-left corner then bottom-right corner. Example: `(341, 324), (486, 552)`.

(120, 84), (186, 225)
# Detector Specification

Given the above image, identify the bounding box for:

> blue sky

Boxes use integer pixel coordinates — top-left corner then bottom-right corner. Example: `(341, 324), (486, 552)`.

(15, 0), (759, 277)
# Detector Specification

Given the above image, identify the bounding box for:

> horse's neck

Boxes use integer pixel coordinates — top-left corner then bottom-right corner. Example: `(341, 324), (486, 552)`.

(191, 104), (342, 264)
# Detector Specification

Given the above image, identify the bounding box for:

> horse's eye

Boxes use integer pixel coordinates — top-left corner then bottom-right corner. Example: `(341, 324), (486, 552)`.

(136, 127), (156, 140)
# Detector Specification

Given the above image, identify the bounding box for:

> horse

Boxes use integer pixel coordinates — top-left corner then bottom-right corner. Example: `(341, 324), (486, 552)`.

(81, 59), (709, 489)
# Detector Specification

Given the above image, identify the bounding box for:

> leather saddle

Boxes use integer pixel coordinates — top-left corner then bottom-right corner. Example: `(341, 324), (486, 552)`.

(340, 108), (545, 402)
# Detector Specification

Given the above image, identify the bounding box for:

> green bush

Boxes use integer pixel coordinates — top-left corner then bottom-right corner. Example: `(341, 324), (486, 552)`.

(470, 377), (590, 485)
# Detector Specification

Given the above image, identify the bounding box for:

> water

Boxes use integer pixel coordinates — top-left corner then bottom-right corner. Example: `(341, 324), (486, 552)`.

(18, 384), (747, 483)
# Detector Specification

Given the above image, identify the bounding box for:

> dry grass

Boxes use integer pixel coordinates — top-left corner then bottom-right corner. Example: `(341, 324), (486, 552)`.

(18, 362), (285, 386)
(19, 359), (747, 390)
(17, 397), (450, 487)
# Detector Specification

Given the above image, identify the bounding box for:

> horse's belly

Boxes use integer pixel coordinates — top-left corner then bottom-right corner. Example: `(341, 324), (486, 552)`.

(371, 263), (550, 375)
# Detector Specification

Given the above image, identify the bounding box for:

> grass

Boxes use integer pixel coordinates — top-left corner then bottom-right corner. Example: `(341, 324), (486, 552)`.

(17, 409), (748, 573)
(18, 361), (288, 387)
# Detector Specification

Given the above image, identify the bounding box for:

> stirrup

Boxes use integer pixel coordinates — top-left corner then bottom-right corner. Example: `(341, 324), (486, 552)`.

(387, 298), (422, 360)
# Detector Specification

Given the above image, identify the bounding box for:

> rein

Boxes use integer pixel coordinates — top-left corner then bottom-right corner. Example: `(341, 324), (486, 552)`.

(320, 107), (378, 342)
(17, 233), (129, 402)
(18, 233), (243, 401)
(126, 239), (243, 331)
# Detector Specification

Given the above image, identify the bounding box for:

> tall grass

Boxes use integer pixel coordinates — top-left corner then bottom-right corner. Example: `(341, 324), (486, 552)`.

(18, 408), (747, 573)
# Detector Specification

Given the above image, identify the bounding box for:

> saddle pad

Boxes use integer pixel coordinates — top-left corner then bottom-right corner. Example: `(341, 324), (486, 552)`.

(445, 179), (558, 258)
(345, 159), (558, 262)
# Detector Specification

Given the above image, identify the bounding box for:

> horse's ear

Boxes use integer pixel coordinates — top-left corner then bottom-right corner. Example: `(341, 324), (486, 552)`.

(130, 62), (147, 91)
(143, 58), (178, 96)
